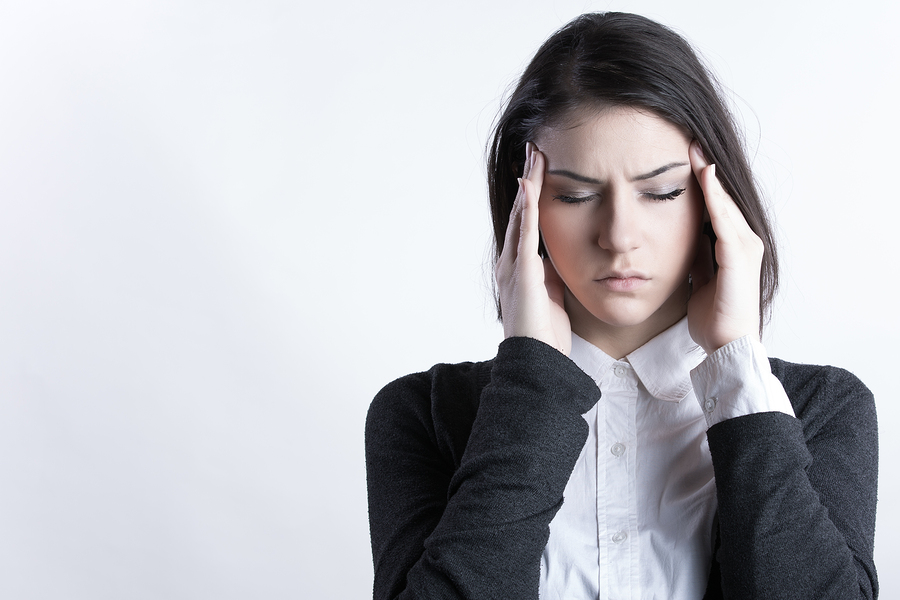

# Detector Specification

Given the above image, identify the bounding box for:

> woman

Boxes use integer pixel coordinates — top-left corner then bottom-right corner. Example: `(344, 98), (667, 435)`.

(366, 12), (877, 600)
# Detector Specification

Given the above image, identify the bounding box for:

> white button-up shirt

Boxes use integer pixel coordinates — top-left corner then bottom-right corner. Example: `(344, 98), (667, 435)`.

(539, 317), (794, 600)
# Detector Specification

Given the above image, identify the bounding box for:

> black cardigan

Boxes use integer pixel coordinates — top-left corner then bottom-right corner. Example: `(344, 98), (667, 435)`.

(365, 337), (878, 599)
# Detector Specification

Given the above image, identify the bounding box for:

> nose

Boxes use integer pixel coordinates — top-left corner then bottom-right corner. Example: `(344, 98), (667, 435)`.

(595, 189), (640, 253)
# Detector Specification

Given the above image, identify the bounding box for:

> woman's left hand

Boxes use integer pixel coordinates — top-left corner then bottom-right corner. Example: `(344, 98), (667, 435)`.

(687, 141), (764, 355)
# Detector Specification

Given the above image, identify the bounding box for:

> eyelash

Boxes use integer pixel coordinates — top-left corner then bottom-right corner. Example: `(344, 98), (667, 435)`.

(553, 194), (596, 204)
(552, 188), (686, 204)
(647, 188), (686, 202)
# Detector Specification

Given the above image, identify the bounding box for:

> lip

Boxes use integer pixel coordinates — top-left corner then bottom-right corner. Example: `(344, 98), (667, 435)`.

(595, 274), (649, 292)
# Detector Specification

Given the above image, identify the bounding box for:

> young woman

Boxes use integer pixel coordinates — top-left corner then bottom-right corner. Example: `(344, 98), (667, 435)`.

(365, 12), (878, 600)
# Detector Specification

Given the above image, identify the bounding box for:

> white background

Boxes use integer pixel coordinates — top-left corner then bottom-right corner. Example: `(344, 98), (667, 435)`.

(0, 0), (897, 598)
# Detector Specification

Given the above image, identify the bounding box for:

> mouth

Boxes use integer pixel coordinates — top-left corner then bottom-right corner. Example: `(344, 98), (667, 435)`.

(595, 273), (649, 292)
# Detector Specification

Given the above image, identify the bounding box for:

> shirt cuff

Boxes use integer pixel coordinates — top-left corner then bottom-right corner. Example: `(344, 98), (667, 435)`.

(689, 335), (795, 429)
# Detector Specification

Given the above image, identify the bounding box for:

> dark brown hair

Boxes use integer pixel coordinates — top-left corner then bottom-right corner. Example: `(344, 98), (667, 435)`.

(487, 12), (778, 325)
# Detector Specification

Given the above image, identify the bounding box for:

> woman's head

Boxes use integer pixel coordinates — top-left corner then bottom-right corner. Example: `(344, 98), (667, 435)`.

(488, 12), (778, 325)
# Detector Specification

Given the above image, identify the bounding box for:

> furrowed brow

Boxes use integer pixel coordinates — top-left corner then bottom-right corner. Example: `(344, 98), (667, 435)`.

(546, 162), (689, 184)
(546, 170), (603, 184)
(629, 162), (689, 182)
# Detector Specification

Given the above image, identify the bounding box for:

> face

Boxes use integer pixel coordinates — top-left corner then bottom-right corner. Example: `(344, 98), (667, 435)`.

(535, 106), (704, 349)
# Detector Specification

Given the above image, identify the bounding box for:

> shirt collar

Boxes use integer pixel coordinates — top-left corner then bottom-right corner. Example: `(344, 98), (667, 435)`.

(569, 317), (706, 403)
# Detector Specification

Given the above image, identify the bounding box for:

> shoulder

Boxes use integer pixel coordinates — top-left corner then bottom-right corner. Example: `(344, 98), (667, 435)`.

(365, 336), (600, 464)
(368, 357), (494, 424)
(768, 357), (876, 440)
(366, 356), (494, 466)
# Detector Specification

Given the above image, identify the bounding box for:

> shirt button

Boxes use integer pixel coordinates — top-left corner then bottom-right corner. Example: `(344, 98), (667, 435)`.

(611, 442), (625, 457)
(611, 530), (628, 544)
(613, 365), (627, 378)
(704, 397), (717, 414)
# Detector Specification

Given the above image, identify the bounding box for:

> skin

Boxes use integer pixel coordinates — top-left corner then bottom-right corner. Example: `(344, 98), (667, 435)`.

(495, 106), (763, 358)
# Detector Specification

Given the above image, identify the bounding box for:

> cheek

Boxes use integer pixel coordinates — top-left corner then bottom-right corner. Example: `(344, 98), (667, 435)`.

(666, 193), (705, 259)
(644, 196), (703, 260)
(537, 201), (566, 250)
(537, 201), (584, 269)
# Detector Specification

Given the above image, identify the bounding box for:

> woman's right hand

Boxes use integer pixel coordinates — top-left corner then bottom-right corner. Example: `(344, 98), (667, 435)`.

(495, 142), (572, 356)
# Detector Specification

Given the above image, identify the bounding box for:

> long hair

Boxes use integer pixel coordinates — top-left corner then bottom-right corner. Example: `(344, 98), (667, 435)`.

(487, 12), (778, 325)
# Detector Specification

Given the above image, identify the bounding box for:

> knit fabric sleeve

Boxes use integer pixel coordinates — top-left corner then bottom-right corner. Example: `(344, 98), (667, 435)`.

(365, 337), (599, 600)
(705, 359), (878, 599)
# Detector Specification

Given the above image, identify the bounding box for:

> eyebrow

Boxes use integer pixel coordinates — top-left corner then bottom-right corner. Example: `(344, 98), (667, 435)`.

(547, 162), (689, 184)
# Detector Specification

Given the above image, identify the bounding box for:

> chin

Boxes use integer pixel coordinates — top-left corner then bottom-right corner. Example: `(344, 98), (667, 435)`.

(565, 286), (686, 333)
(586, 292), (687, 331)
(578, 297), (659, 328)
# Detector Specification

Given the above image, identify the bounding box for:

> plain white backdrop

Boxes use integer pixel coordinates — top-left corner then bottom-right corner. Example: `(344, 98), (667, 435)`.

(0, 0), (896, 597)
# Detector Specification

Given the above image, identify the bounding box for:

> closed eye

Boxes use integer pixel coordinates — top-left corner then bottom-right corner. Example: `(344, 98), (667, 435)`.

(646, 188), (686, 202)
(553, 194), (597, 204)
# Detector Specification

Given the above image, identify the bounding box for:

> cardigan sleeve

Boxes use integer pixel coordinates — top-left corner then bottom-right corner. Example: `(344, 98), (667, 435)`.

(365, 337), (599, 600)
(703, 360), (878, 599)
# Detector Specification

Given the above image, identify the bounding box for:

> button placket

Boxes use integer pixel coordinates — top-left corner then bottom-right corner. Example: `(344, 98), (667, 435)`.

(597, 358), (637, 593)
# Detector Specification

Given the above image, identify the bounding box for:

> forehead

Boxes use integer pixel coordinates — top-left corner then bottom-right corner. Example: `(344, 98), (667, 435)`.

(534, 106), (691, 175)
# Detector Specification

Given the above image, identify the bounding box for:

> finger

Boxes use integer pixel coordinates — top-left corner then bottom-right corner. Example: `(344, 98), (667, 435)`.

(526, 145), (545, 190)
(518, 174), (540, 259)
(504, 142), (539, 251)
(519, 149), (546, 256)
(523, 141), (534, 179)
(520, 148), (550, 262)
(689, 142), (749, 243)
(501, 143), (544, 273)
(499, 177), (525, 267)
